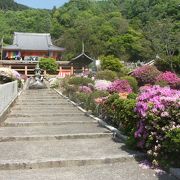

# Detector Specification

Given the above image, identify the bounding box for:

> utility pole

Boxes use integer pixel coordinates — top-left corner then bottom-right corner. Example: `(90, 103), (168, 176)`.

(0, 37), (3, 60)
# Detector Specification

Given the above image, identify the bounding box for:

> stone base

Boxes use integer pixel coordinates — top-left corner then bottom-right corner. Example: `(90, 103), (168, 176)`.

(28, 79), (47, 89)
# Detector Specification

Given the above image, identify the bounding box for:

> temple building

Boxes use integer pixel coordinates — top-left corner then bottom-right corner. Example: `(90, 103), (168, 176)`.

(0, 32), (94, 77)
(3, 32), (64, 60)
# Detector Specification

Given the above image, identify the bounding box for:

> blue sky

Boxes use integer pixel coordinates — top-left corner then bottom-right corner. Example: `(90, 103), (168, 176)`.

(15, 0), (69, 9)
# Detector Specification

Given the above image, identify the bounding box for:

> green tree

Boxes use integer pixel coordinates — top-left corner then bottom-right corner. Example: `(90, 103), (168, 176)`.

(39, 58), (58, 74)
(100, 55), (123, 72)
(144, 19), (179, 71)
(0, 0), (29, 11)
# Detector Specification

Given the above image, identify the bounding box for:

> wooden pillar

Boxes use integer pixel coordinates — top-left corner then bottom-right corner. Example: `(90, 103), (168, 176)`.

(82, 66), (85, 73)
(25, 65), (28, 76)
(59, 66), (62, 72)
(71, 66), (74, 75)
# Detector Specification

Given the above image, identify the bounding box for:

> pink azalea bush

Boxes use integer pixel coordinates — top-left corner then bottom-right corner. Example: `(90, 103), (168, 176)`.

(79, 86), (92, 93)
(132, 65), (160, 85)
(94, 80), (111, 91)
(134, 85), (180, 167)
(12, 70), (21, 80)
(94, 96), (108, 105)
(108, 80), (132, 93)
(156, 71), (180, 89)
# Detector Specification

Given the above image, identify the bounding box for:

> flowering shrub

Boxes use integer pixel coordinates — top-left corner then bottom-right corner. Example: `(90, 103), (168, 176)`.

(0, 68), (21, 82)
(161, 128), (180, 168)
(101, 93), (138, 135)
(94, 80), (111, 91)
(79, 86), (92, 93)
(156, 71), (180, 89)
(89, 90), (109, 114)
(68, 76), (94, 86)
(49, 78), (60, 88)
(72, 92), (90, 109)
(96, 70), (117, 81)
(121, 76), (138, 93)
(12, 70), (21, 80)
(132, 65), (160, 85)
(134, 85), (180, 167)
(94, 96), (108, 105)
(108, 80), (132, 94)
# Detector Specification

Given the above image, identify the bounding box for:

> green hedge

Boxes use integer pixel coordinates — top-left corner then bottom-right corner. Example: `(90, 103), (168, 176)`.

(68, 76), (94, 86)
(102, 93), (138, 136)
(96, 70), (117, 81)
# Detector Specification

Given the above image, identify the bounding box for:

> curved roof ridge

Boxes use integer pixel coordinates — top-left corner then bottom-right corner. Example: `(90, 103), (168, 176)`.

(3, 32), (64, 52)
(72, 52), (94, 61)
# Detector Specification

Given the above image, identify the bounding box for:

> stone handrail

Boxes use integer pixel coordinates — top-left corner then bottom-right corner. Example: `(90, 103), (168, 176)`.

(0, 81), (18, 116)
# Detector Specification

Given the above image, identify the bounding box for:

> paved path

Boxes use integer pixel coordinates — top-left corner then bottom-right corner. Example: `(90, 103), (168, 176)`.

(0, 89), (177, 179)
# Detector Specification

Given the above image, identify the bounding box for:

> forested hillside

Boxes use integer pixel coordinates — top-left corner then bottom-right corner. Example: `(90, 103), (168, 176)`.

(51, 0), (150, 61)
(0, 0), (29, 10)
(0, 0), (179, 66)
(0, 9), (51, 44)
(51, 0), (179, 63)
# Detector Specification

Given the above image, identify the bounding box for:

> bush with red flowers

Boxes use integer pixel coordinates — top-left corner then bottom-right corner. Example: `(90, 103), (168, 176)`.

(132, 65), (161, 86)
(108, 79), (132, 94)
(155, 71), (180, 89)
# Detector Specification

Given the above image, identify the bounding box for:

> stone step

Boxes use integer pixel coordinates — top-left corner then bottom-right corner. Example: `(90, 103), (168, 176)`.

(18, 94), (64, 100)
(3, 120), (98, 127)
(16, 96), (67, 101)
(22, 93), (56, 96)
(19, 94), (61, 97)
(0, 137), (144, 170)
(21, 94), (58, 97)
(0, 161), (176, 180)
(8, 112), (84, 117)
(2, 116), (97, 127)
(0, 124), (110, 142)
(14, 104), (74, 108)
(11, 107), (77, 111)
(5, 116), (93, 123)
(17, 99), (69, 103)
(24, 89), (54, 92)
(15, 102), (71, 105)
(19, 93), (61, 96)
(0, 133), (111, 142)
(11, 104), (79, 110)
(10, 109), (81, 114)
(22, 92), (55, 95)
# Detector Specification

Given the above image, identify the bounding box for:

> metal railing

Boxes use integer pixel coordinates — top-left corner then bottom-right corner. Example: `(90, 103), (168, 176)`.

(0, 81), (18, 115)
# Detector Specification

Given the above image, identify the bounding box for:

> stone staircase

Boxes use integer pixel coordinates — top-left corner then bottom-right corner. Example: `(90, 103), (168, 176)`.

(0, 89), (177, 179)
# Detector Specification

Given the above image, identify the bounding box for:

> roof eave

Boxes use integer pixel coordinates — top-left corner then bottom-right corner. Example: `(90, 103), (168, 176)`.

(71, 52), (94, 62)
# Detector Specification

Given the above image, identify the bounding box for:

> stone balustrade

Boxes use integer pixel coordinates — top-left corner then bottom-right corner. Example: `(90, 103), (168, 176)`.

(0, 81), (18, 116)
